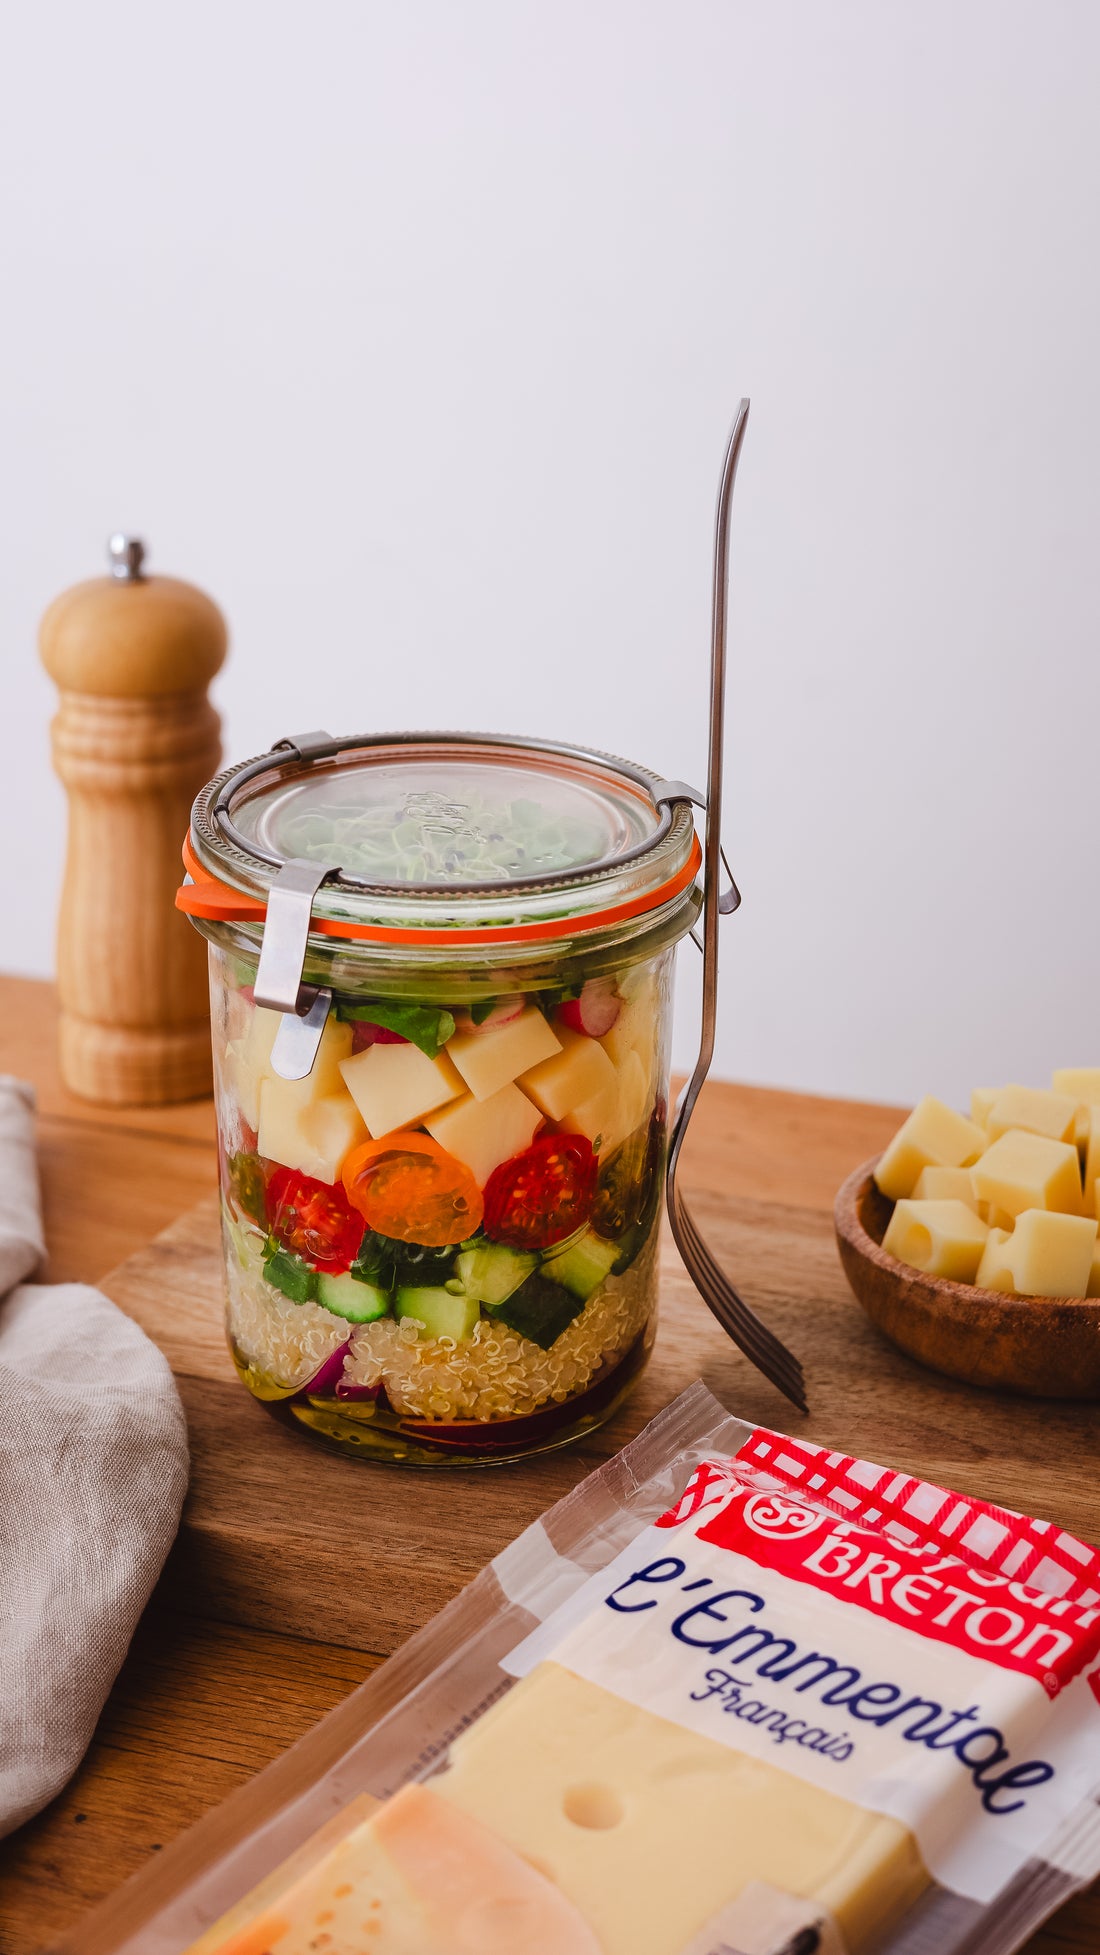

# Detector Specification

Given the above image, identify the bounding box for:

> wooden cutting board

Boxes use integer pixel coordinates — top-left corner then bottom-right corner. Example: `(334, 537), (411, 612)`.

(104, 1188), (1100, 1656)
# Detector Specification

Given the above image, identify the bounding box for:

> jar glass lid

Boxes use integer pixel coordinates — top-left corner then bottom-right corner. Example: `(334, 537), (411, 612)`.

(185, 731), (701, 946)
(239, 751), (650, 887)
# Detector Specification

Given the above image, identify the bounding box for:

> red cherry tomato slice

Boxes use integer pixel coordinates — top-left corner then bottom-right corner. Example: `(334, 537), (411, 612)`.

(342, 1133), (484, 1246)
(482, 1133), (597, 1250)
(266, 1167), (364, 1273)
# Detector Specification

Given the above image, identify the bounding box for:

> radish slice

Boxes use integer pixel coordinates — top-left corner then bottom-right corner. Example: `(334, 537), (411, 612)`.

(558, 979), (621, 1038)
(301, 1344), (381, 1401)
(451, 995), (526, 1036)
(335, 1374), (382, 1401)
(302, 1341), (352, 1395)
(351, 1021), (408, 1053)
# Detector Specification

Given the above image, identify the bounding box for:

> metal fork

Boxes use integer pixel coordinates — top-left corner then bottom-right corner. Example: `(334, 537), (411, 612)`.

(665, 401), (808, 1413)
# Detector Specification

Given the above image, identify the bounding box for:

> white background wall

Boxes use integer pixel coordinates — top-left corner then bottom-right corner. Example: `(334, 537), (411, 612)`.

(2, 1), (1098, 1106)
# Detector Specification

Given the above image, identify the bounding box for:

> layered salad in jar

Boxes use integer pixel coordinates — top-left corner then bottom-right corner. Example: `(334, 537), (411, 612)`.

(211, 952), (670, 1462)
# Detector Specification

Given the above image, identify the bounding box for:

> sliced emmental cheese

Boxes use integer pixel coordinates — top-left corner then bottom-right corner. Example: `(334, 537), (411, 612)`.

(184, 1794), (381, 1954)
(873, 1097), (985, 1202)
(985, 1084), (1078, 1147)
(374, 1781), (602, 1953)
(447, 1006), (561, 1101)
(435, 1662), (927, 1955)
(187, 1782), (600, 1955)
(339, 1041), (463, 1136)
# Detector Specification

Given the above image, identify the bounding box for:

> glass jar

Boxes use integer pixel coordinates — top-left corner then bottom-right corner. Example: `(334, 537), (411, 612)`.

(181, 734), (701, 1465)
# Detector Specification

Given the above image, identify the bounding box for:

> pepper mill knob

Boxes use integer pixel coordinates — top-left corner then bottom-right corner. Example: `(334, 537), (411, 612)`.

(40, 539), (228, 1105)
(107, 533), (146, 582)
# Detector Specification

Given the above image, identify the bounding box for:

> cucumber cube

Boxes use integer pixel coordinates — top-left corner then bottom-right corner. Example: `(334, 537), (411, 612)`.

(542, 1228), (619, 1301)
(315, 1271), (391, 1323)
(493, 1272), (585, 1350)
(455, 1242), (536, 1307)
(395, 1287), (481, 1342)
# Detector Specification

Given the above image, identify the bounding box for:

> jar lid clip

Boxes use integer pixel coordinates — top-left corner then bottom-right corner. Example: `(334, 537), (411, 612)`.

(651, 778), (741, 921)
(253, 853), (341, 1080)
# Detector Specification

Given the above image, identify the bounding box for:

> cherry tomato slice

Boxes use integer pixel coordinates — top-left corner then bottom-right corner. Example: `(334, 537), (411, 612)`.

(482, 1133), (597, 1250)
(342, 1133), (484, 1247)
(267, 1167), (364, 1273)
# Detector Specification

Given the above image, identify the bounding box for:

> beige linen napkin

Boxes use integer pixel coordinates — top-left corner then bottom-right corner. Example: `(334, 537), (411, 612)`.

(0, 1077), (189, 1837)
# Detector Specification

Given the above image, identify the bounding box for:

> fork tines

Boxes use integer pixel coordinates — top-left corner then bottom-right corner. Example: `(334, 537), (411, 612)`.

(669, 1188), (808, 1413)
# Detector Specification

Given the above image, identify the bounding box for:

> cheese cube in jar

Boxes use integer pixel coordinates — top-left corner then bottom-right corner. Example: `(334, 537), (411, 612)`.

(447, 1005), (562, 1100)
(338, 1039), (463, 1135)
(424, 1084), (544, 1189)
(184, 731), (695, 1465)
(258, 1078), (367, 1184)
(521, 1024), (617, 1121)
(220, 1004), (283, 1133)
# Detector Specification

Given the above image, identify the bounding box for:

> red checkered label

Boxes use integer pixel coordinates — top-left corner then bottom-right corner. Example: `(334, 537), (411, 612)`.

(656, 1429), (1100, 1694)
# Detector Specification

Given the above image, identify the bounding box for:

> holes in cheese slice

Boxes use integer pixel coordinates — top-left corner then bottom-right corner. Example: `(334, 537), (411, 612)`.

(187, 1782), (601, 1955)
(563, 1782), (625, 1830)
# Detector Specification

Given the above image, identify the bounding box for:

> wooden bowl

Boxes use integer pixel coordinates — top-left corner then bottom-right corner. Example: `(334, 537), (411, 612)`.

(834, 1157), (1100, 1398)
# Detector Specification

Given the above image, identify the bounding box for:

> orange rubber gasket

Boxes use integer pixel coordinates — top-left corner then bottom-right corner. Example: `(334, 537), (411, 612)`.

(176, 831), (702, 948)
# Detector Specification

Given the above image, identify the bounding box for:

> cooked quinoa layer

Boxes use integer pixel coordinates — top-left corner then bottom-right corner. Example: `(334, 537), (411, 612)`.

(343, 1238), (656, 1421)
(223, 1218), (656, 1419)
(225, 1234), (348, 1391)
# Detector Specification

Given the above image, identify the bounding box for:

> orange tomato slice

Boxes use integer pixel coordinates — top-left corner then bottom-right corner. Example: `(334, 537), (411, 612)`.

(342, 1132), (484, 1246)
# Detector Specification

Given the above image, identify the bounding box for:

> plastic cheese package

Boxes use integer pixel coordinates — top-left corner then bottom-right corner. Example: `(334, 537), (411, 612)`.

(60, 1385), (1100, 1955)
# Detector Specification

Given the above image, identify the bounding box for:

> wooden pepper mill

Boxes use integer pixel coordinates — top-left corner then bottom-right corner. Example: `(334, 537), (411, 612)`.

(39, 535), (227, 1105)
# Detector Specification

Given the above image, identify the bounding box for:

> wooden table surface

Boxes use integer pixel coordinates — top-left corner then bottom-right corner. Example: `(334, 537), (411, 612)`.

(0, 973), (1095, 1954)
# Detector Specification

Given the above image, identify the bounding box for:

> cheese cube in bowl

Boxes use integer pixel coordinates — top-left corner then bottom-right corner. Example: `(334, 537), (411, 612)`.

(881, 1199), (989, 1283)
